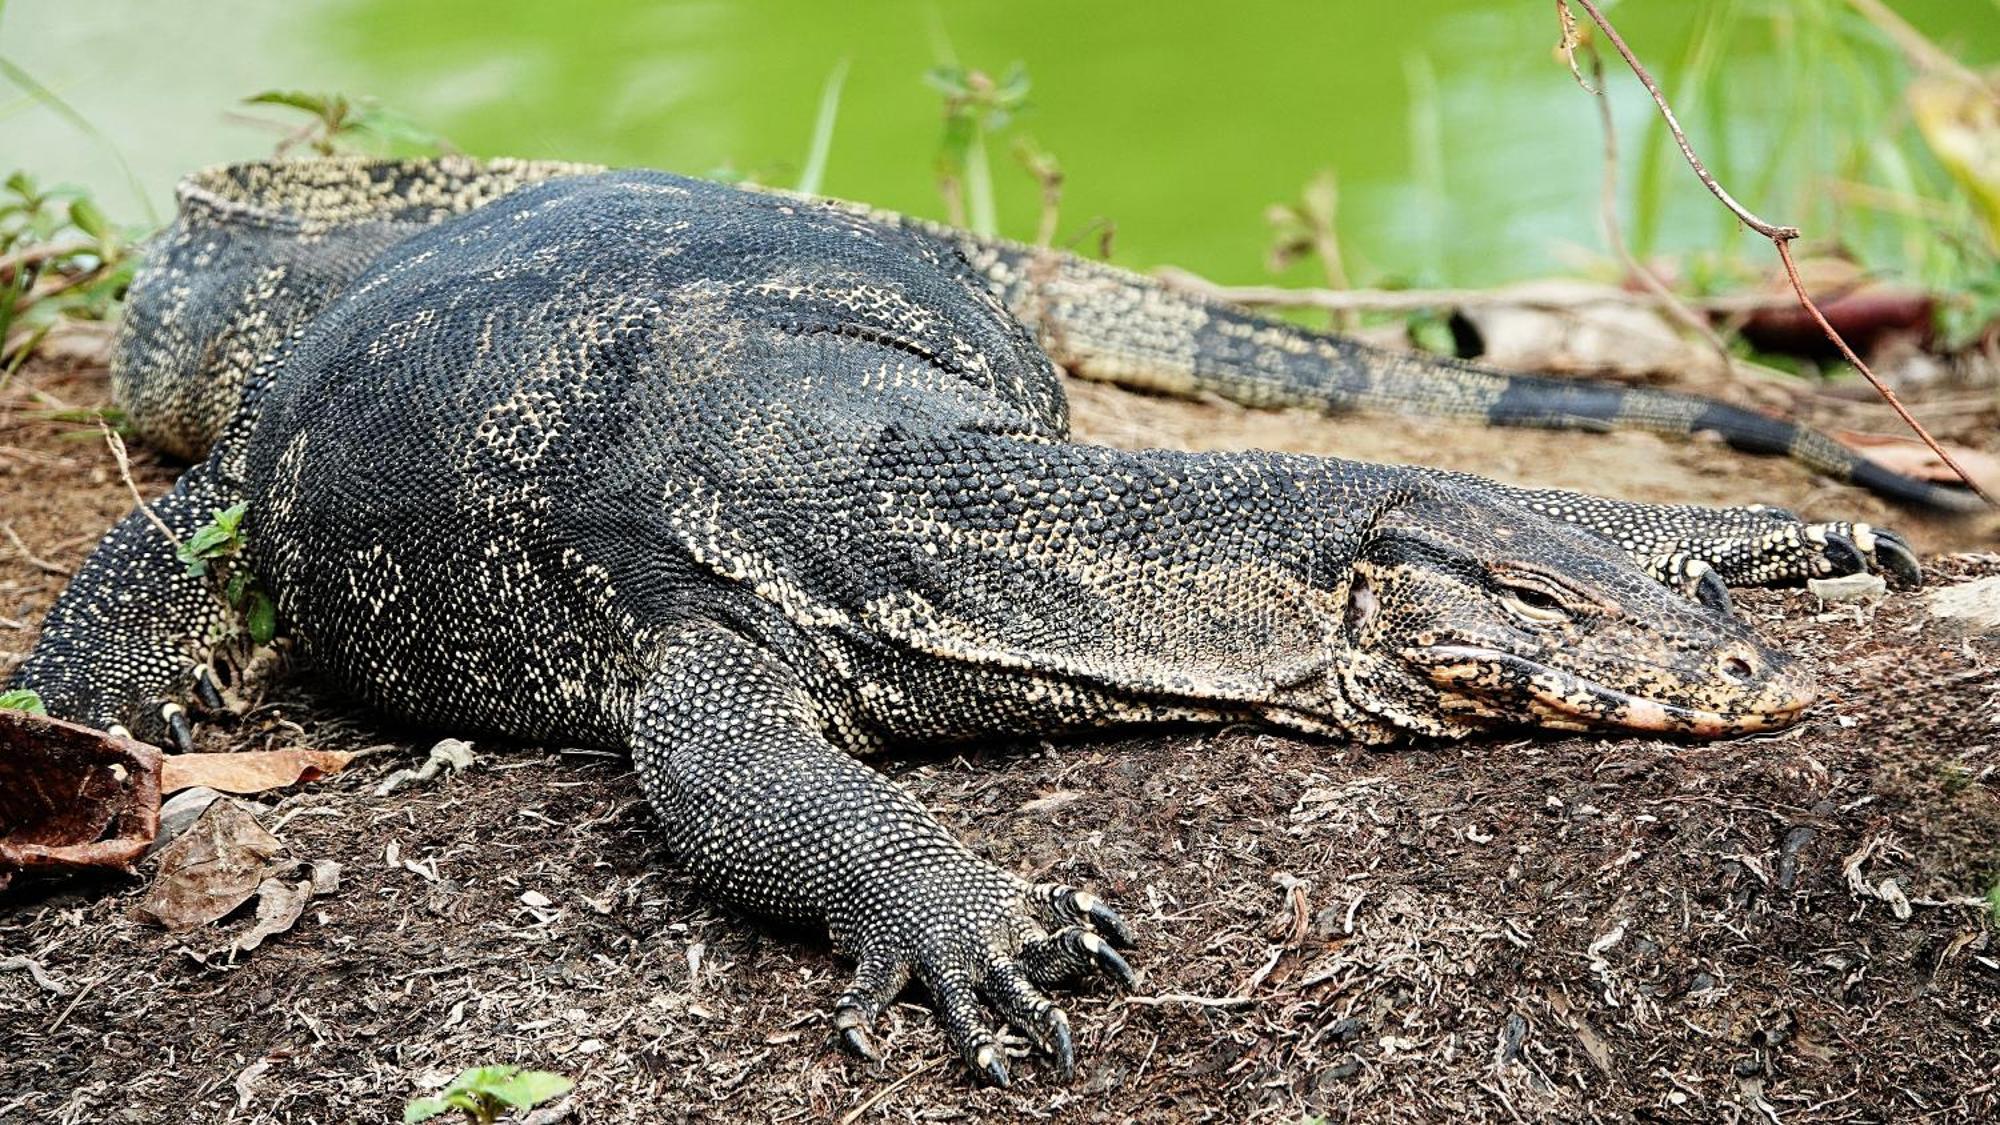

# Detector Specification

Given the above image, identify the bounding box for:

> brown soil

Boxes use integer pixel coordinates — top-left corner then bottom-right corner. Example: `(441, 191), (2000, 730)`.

(2, 355), (1997, 1124)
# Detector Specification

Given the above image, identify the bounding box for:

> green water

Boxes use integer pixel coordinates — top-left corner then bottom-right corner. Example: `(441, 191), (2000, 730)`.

(4, 1), (1993, 286)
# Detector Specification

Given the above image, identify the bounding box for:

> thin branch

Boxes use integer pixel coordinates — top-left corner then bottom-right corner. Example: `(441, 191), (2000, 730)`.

(1773, 238), (1993, 503)
(99, 421), (184, 552)
(1579, 44), (1738, 374)
(1567, 0), (1796, 241)
(0, 239), (95, 279)
(1564, 0), (1994, 508)
(1122, 992), (1259, 1010)
(1, 521), (67, 576)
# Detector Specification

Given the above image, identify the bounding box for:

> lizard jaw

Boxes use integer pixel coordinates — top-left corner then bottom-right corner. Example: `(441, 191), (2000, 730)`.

(1406, 644), (1817, 737)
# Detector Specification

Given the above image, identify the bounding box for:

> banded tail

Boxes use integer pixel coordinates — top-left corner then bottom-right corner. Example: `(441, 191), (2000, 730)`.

(920, 225), (1983, 514)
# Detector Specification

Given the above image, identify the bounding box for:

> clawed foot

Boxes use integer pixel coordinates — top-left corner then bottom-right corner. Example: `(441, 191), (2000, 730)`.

(830, 879), (1136, 1086)
(1648, 506), (1922, 594)
(103, 663), (227, 753)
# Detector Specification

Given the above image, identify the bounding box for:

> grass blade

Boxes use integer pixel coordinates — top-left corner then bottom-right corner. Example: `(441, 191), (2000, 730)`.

(796, 57), (850, 197)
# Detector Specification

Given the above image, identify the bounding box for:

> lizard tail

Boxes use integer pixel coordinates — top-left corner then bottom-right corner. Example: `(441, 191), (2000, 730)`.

(946, 235), (1983, 514)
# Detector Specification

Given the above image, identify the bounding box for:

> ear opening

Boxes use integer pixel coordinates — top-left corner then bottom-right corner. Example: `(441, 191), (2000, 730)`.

(1344, 569), (1380, 635)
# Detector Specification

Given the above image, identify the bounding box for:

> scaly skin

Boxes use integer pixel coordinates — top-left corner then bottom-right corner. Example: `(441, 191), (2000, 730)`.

(11, 159), (1921, 1085)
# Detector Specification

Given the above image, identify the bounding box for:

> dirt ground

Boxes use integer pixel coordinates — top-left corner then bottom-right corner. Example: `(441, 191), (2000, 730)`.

(2, 353), (1997, 1124)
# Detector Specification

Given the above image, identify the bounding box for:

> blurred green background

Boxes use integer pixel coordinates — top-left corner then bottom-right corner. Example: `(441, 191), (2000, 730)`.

(2, 0), (1993, 287)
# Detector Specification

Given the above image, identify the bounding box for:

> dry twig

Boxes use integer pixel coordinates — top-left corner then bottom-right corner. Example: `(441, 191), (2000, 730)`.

(1559, 0), (1994, 507)
(1576, 43), (1737, 372)
(99, 421), (184, 552)
(1, 522), (68, 576)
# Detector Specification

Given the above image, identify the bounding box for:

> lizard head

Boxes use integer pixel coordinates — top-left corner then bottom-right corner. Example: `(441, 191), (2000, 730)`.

(1268, 483), (1815, 743)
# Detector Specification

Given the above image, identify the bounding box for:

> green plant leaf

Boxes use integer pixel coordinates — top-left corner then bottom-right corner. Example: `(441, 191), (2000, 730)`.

(348, 103), (450, 149)
(794, 57), (849, 197)
(244, 89), (342, 117)
(483, 1070), (572, 1110)
(246, 591), (277, 646)
(445, 1065), (520, 1095)
(212, 502), (247, 536)
(175, 501), (249, 575)
(0, 687), (47, 714)
(67, 197), (109, 241)
(922, 66), (968, 97)
(401, 1097), (449, 1124)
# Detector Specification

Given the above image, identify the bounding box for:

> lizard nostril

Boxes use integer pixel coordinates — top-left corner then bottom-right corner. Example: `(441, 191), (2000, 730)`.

(1719, 654), (1756, 684)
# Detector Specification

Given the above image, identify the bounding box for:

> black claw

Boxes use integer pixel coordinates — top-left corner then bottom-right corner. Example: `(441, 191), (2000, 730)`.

(1091, 938), (1140, 991)
(1050, 1017), (1075, 1078)
(1693, 569), (1734, 617)
(162, 703), (195, 754)
(1818, 532), (1865, 577)
(1086, 900), (1137, 948)
(980, 1056), (1011, 1088)
(1873, 534), (1923, 589)
(192, 665), (226, 711)
(838, 1026), (880, 1063)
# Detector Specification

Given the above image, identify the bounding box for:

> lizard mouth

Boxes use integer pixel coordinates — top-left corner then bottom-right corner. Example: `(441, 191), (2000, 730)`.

(1405, 644), (1816, 737)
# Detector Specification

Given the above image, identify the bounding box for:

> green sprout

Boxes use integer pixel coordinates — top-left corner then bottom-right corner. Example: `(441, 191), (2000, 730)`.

(0, 170), (138, 375)
(241, 90), (452, 158)
(177, 502), (276, 646)
(404, 1066), (573, 1125)
(0, 688), (47, 715)
(923, 62), (1031, 236)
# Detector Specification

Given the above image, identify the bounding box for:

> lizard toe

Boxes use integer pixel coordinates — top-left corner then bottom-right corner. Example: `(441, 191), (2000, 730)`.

(980, 960), (1075, 1077)
(1018, 925), (1140, 991)
(830, 950), (907, 1064)
(191, 663), (227, 711)
(1805, 525), (1867, 578)
(160, 701), (196, 754)
(1028, 882), (1137, 948)
(1869, 528), (1924, 589)
(922, 968), (1010, 1087)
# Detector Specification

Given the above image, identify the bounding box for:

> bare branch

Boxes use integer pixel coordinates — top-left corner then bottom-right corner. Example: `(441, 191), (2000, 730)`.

(99, 421), (185, 552)
(1565, 0), (1993, 508)
(1580, 44), (1737, 374)
(1, 522), (69, 577)
(1772, 239), (1995, 505)
(1568, 0), (1797, 241)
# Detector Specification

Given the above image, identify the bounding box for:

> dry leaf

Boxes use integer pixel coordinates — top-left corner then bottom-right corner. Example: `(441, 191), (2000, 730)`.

(161, 748), (354, 796)
(226, 876), (313, 955)
(133, 799), (283, 931)
(0, 710), (162, 889)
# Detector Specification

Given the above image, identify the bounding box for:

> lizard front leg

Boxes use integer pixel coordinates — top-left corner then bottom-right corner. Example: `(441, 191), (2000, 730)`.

(629, 623), (1135, 1086)
(11, 458), (237, 749)
(1446, 477), (1924, 594)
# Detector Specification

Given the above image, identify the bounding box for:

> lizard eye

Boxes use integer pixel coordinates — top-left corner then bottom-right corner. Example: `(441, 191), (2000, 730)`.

(1498, 581), (1570, 627)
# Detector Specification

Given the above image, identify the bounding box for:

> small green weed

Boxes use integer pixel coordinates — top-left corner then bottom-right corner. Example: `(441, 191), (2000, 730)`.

(178, 502), (276, 647)
(241, 90), (452, 158)
(0, 687), (46, 714)
(403, 1066), (572, 1125)
(924, 62), (1031, 236)
(0, 170), (137, 375)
